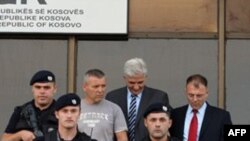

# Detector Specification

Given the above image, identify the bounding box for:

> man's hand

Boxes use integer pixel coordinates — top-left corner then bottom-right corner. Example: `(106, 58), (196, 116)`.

(1, 130), (35, 141)
(18, 130), (36, 141)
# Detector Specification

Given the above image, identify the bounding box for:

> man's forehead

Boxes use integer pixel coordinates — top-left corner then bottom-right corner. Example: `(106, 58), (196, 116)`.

(33, 82), (54, 86)
(186, 82), (208, 93)
(147, 112), (170, 118)
(187, 81), (206, 88)
(59, 106), (80, 110)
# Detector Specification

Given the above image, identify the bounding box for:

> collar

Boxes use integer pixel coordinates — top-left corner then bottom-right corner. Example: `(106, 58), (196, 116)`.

(127, 88), (142, 98)
(187, 102), (207, 114)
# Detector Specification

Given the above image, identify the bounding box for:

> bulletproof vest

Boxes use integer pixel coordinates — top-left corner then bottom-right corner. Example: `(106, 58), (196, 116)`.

(15, 101), (57, 140)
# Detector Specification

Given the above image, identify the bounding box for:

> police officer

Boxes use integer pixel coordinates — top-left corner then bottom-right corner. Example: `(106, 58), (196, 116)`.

(141, 103), (180, 141)
(1, 70), (58, 141)
(44, 93), (97, 141)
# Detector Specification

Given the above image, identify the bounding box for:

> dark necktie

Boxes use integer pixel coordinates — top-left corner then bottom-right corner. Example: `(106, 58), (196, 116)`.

(188, 109), (198, 141)
(128, 95), (137, 141)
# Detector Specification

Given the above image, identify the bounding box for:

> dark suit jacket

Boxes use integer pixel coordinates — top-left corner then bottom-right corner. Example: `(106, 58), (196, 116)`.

(170, 103), (232, 141)
(106, 86), (171, 141)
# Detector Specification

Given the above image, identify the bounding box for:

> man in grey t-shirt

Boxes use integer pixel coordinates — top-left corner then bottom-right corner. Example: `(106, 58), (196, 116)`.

(78, 69), (128, 141)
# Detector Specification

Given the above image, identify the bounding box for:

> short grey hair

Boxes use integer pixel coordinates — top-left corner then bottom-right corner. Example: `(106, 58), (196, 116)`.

(83, 69), (105, 83)
(123, 58), (148, 77)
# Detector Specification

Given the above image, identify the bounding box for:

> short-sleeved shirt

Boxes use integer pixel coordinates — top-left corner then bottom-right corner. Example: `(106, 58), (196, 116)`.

(78, 99), (127, 141)
(4, 100), (57, 134)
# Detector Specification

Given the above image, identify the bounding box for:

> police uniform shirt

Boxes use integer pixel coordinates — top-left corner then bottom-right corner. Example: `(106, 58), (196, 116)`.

(141, 135), (180, 141)
(44, 129), (97, 141)
(4, 99), (57, 133)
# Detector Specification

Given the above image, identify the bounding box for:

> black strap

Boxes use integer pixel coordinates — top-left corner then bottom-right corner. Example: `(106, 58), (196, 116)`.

(20, 103), (44, 139)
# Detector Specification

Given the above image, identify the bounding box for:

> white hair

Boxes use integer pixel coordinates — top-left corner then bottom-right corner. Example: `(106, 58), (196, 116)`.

(123, 57), (147, 77)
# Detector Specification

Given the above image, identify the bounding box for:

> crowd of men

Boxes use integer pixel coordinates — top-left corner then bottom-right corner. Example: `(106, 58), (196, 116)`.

(1, 57), (232, 141)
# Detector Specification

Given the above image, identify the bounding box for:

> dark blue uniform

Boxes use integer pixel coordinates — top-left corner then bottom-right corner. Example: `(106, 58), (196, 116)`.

(4, 100), (57, 140)
(141, 136), (180, 141)
(44, 130), (97, 141)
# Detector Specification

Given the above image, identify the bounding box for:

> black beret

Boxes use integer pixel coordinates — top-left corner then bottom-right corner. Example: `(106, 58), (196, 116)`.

(30, 70), (55, 85)
(143, 103), (172, 118)
(55, 93), (81, 111)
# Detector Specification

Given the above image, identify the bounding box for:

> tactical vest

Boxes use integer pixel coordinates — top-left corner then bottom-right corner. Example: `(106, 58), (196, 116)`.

(15, 100), (58, 140)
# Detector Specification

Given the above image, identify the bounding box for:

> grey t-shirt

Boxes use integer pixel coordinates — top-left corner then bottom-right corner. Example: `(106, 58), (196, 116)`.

(78, 99), (128, 141)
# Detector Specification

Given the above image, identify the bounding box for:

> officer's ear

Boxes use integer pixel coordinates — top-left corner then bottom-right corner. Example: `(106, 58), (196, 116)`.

(168, 119), (172, 128)
(55, 111), (59, 119)
(144, 118), (148, 128)
(53, 84), (57, 95)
